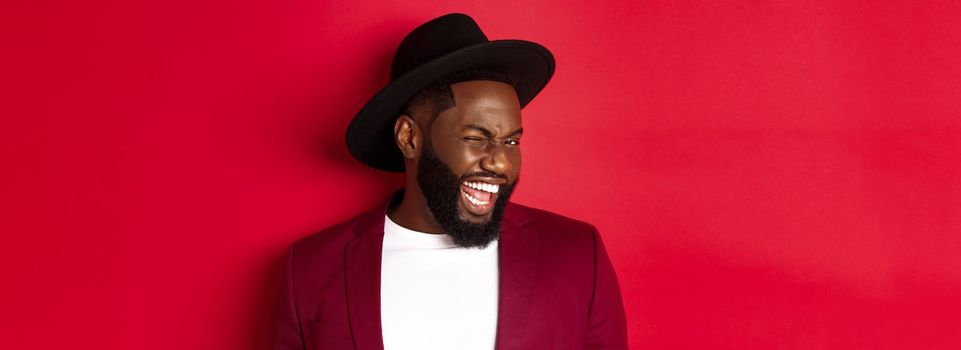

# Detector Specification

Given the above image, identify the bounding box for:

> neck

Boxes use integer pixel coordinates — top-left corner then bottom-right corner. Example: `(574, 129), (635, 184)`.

(387, 184), (445, 234)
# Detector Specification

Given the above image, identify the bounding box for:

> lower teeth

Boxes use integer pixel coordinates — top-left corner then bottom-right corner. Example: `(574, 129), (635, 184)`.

(463, 191), (489, 206)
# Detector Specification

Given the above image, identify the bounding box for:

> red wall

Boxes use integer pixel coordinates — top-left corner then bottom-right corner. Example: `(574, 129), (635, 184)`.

(3, 1), (960, 349)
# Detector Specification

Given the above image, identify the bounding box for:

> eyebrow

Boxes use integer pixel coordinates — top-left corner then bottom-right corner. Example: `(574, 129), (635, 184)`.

(464, 124), (524, 137)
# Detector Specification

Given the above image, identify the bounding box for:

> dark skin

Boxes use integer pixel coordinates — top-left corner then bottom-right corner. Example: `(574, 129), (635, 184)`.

(388, 80), (523, 234)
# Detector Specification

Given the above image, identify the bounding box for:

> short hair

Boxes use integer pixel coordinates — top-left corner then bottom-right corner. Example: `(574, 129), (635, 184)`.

(399, 70), (516, 127)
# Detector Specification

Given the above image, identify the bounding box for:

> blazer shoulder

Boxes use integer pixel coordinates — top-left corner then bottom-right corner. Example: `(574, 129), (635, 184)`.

(288, 211), (368, 266)
(508, 202), (598, 240)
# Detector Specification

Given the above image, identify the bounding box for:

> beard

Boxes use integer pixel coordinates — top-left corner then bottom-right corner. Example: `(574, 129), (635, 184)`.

(416, 140), (517, 249)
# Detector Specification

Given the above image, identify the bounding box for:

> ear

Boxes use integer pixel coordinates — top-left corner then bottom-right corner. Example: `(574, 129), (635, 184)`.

(394, 114), (421, 159)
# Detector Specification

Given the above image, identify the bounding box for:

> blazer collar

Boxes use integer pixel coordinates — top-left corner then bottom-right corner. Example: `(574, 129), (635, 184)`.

(493, 200), (538, 350)
(344, 189), (537, 350)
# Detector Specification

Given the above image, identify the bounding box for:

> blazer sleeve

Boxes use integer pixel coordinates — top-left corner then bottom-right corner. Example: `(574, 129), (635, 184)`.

(271, 244), (306, 350)
(585, 226), (629, 349)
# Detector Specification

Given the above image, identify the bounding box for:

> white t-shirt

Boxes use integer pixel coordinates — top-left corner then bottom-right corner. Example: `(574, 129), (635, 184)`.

(380, 215), (500, 349)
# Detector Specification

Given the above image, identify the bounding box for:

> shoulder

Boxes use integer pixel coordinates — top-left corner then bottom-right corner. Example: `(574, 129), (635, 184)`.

(508, 201), (598, 233)
(506, 203), (602, 306)
(294, 213), (363, 247)
(506, 201), (600, 248)
(287, 210), (372, 268)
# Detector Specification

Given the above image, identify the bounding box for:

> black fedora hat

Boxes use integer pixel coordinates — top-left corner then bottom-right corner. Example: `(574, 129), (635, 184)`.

(345, 13), (555, 172)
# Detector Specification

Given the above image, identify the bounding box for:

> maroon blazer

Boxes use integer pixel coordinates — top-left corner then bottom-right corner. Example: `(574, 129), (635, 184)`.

(271, 192), (628, 349)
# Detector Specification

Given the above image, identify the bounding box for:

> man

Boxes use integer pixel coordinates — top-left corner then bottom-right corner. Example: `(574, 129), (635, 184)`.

(272, 13), (627, 349)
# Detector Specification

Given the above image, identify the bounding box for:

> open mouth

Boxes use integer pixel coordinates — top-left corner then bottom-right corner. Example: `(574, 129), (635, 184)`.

(460, 180), (500, 216)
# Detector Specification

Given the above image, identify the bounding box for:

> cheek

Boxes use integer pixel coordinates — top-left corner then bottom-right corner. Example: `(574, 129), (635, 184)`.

(435, 140), (484, 172)
(510, 150), (522, 176)
(457, 148), (488, 169)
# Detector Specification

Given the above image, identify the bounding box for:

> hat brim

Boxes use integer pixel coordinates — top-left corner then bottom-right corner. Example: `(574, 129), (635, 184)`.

(346, 39), (555, 172)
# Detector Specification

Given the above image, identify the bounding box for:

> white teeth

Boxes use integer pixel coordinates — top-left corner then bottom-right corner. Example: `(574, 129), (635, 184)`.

(461, 181), (499, 194)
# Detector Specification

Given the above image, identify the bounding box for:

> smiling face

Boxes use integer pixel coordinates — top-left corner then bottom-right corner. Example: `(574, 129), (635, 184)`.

(429, 80), (523, 212)
(409, 79), (523, 248)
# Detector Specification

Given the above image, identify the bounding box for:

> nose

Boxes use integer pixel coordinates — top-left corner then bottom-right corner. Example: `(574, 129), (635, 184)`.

(480, 143), (512, 175)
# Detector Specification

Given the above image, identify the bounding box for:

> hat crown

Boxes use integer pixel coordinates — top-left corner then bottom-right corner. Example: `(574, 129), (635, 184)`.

(390, 13), (489, 81)
(347, 13), (554, 172)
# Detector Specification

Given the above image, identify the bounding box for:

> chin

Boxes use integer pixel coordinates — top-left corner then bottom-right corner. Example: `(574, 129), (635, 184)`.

(459, 209), (493, 224)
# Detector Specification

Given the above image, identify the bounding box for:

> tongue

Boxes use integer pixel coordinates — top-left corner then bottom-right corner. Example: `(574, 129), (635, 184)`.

(462, 185), (492, 202)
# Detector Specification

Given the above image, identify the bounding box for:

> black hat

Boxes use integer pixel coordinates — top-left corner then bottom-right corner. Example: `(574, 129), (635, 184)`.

(345, 13), (555, 172)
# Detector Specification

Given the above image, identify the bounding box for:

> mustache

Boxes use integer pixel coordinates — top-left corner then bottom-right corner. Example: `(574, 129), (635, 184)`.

(459, 171), (508, 181)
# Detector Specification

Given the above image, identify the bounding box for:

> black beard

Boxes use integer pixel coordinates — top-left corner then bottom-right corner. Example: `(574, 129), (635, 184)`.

(416, 140), (517, 249)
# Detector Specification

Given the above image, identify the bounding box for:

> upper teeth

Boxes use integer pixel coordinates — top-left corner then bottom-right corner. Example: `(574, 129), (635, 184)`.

(463, 181), (499, 193)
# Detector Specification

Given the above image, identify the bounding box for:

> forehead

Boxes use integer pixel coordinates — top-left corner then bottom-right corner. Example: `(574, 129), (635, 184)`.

(434, 80), (522, 132)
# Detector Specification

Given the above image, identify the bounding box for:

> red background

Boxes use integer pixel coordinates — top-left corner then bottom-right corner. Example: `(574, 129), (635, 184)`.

(3, 1), (960, 349)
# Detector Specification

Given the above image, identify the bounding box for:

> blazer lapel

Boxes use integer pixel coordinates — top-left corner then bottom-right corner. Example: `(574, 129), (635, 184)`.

(344, 197), (392, 350)
(495, 203), (538, 350)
